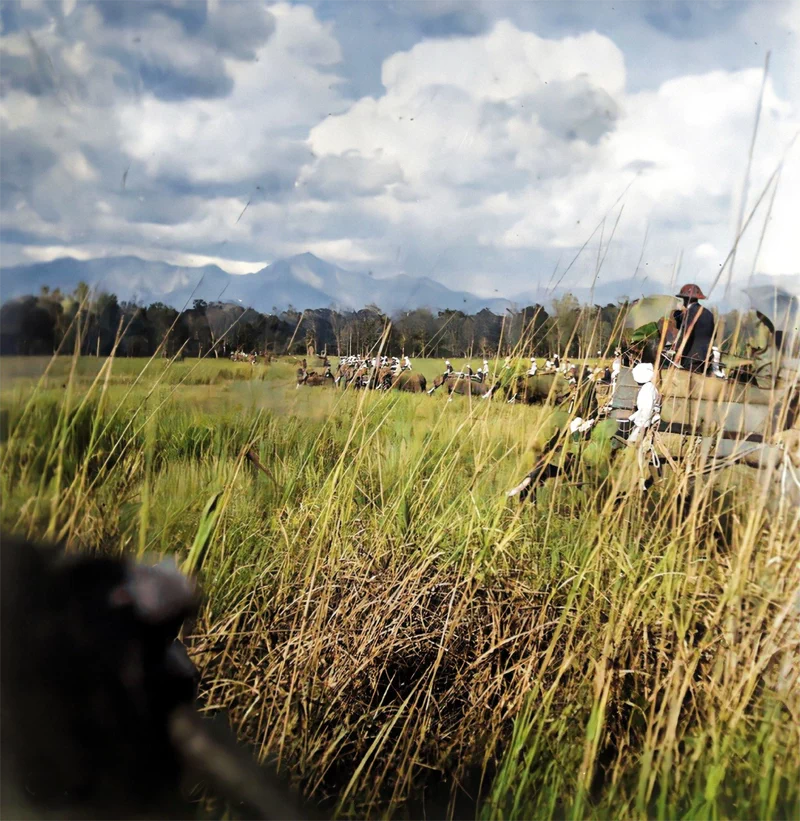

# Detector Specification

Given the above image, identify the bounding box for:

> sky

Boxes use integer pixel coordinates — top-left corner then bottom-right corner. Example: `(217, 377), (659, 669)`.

(1, 0), (799, 302)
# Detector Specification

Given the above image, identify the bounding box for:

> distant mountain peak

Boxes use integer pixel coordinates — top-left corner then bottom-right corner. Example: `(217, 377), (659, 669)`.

(1, 251), (512, 315)
(293, 251), (324, 262)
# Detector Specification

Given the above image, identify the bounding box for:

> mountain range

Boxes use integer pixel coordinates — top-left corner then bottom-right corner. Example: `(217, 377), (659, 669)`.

(1, 252), (794, 314)
(0, 253), (516, 315)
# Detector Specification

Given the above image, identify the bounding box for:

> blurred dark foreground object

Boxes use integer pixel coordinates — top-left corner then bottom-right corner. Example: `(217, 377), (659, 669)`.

(0, 533), (311, 821)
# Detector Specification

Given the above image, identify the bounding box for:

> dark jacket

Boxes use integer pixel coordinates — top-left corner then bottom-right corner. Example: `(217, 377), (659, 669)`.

(676, 302), (714, 368)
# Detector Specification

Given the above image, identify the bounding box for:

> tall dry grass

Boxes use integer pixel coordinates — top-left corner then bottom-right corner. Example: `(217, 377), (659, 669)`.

(1, 351), (798, 820)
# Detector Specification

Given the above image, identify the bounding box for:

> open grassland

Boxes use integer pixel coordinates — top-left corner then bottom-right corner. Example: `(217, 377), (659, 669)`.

(1, 354), (798, 820)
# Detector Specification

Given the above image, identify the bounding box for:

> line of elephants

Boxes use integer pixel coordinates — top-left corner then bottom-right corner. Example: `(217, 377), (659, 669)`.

(296, 361), (595, 411)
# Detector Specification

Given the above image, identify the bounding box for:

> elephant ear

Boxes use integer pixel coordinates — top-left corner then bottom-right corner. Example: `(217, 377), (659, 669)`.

(746, 286), (798, 338)
(624, 295), (676, 330)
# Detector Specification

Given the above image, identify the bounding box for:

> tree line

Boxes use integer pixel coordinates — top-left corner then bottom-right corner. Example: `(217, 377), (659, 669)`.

(1, 283), (762, 359)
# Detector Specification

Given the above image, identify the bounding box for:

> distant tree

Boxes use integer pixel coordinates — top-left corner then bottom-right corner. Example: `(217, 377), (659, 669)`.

(551, 293), (581, 357)
(146, 302), (180, 355)
(91, 292), (121, 355)
(436, 309), (467, 357)
(0, 297), (56, 354)
(257, 313), (290, 354)
(391, 308), (437, 355)
(232, 308), (267, 352)
(472, 308), (503, 356)
(205, 302), (244, 357)
(119, 303), (150, 357)
(181, 301), (212, 357)
(73, 281), (90, 305)
(1, 300), (25, 354)
(329, 307), (346, 356)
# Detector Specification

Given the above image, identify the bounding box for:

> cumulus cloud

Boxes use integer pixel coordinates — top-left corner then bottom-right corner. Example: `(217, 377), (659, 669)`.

(305, 17), (799, 293)
(0, 1), (349, 265)
(296, 152), (404, 199)
(0, 129), (57, 195)
(1, 2), (798, 300)
(642, 1), (746, 40)
(393, 1), (489, 38)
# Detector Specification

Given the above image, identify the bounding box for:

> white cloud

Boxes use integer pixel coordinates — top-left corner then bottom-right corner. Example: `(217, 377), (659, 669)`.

(280, 238), (379, 265)
(14, 242), (265, 274)
(117, 3), (346, 185)
(2, 4), (798, 302)
(304, 18), (799, 292)
(295, 152), (404, 198)
(0, 1), (351, 265)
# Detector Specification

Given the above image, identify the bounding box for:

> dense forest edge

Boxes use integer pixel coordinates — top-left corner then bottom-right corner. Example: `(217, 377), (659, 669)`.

(1, 283), (765, 359)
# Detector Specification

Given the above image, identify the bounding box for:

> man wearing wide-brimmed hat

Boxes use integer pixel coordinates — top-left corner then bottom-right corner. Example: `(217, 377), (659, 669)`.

(673, 283), (715, 371)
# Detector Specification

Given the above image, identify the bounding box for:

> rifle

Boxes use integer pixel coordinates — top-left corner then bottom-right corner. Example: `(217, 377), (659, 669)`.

(0, 533), (314, 820)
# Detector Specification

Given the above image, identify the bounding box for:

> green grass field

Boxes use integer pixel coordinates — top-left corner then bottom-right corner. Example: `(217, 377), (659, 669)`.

(1, 353), (798, 820)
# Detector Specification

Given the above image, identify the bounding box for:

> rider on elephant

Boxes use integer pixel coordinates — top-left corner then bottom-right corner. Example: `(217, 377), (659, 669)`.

(673, 283), (715, 372)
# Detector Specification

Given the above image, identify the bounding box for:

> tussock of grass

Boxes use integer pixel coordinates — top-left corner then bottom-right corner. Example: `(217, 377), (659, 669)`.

(1, 352), (798, 820)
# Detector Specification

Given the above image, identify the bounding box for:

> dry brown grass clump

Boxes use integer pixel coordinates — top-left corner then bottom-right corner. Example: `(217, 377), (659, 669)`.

(193, 559), (560, 817)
